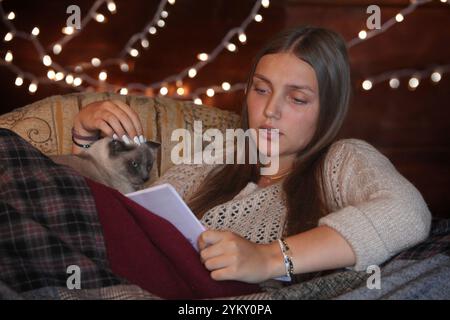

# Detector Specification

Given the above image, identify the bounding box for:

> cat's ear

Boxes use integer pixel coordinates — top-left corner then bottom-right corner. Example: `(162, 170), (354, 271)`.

(145, 140), (161, 150)
(108, 139), (130, 156)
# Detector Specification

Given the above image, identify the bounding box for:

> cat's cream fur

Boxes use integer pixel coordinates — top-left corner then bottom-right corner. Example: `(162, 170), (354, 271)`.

(51, 137), (160, 194)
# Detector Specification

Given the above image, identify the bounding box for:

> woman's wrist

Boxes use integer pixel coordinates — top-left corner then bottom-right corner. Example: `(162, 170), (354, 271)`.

(262, 241), (288, 280)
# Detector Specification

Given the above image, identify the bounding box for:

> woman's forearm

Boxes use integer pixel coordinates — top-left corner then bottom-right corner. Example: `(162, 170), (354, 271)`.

(264, 225), (357, 279)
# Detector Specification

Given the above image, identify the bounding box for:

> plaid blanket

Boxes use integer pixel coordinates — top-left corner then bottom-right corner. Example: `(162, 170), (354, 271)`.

(1, 128), (449, 300)
(0, 128), (123, 293)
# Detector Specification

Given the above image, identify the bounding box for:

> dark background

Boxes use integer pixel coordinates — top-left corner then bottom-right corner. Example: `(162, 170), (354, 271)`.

(1, 0), (449, 218)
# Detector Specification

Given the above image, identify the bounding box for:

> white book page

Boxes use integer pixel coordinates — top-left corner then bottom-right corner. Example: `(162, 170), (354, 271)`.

(126, 183), (206, 251)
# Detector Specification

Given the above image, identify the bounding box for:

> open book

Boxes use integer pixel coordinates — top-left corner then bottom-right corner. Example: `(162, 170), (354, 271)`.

(126, 183), (206, 251)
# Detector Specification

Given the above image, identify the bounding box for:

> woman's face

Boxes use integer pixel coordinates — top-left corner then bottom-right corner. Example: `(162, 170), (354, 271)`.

(247, 52), (320, 170)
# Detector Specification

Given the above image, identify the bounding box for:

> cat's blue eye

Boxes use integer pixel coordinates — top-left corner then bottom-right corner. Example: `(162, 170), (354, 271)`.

(131, 160), (139, 168)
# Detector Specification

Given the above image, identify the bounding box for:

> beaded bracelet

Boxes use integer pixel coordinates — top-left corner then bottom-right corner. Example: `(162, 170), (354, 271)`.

(72, 135), (93, 149)
(71, 127), (100, 141)
(277, 238), (294, 281)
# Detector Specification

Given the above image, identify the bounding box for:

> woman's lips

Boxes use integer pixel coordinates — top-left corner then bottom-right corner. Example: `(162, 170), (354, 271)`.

(258, 127), (281, 141)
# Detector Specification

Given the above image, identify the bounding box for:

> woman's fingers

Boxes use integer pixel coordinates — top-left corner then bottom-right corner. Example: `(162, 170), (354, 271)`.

(111, 99), (144, 140)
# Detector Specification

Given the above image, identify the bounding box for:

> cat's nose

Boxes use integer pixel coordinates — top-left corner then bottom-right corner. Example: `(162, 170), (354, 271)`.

(142, 175), (149, 182)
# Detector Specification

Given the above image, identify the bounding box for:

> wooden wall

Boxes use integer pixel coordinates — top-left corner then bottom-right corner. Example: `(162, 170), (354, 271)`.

(1, 0), (449, 217)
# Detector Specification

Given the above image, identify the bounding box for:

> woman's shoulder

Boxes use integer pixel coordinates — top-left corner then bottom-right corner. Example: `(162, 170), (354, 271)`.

(325, 138), (389, 167)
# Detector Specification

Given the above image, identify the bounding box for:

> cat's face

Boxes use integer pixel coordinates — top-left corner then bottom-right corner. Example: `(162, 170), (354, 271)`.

(108, 139), (160, 189)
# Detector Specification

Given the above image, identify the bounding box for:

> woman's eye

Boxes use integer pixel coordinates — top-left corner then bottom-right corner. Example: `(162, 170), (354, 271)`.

(253, 86), (269, 95)
(290, 96), (307, 105)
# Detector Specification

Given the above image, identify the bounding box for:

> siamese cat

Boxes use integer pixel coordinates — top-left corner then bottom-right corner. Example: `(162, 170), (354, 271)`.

(51, 137), (160, 194)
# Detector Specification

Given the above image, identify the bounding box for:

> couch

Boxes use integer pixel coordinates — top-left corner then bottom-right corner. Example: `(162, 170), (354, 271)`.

(0, 92), (241, 187)
(1, 92), (449, 300)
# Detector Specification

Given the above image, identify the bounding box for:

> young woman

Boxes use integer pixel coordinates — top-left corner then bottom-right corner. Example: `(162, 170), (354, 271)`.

(72, 26), (431, 285)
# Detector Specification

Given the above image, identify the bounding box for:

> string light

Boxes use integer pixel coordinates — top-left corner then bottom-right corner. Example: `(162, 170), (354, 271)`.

(206, 88), (215, 97)
(389, 78), (400, 89)
(129, 48), (139, 57)
(431, 71), (442, 83)
(62, 26), (74, 35)
(91, 58), (101, 67)
(395, 13), (404, 22)
(197, 53), (209, 61)
(28, 82), (38, 93)
(160, 86), (168, 96)
(194, 98), (203, 105)
(7, 11), (15, 20)
(1, 0), (447, 100)
(362, 80), (373, 90)
(53, 44), (62, 55)
(42, 55), (52, 66)
(31, 27), (40, 36)
(120, 87), (128, 95)
(226, 43), (237, 52)
(95, 13), (106, 23)
(358, 30), (367, 40)
(98, 71), (108, 81)
(47, 69), (56, 80)
(4, 32), (13, 42)
(4, 51), (13, 63)
(15, 76), (23, 86)
(65, 74), (74, 85)
(107, 1), (117, 14)
(408, 77), (420, 90)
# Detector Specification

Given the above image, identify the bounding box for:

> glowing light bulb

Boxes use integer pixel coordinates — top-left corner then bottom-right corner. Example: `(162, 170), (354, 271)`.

(206, 88), (215, 97)
(31, 27), (40, 36)
(120, 62), (129, 72)
(262, 0), (270, 8)
(157, 19), (165, 28)
(431, 72), (442, 83)
(98, 71), (108, 81)
(107, 1), (117, 13)
(408, 77), (420, 89)
(91, 57), (101, 67)
(73, 77), (83, 87)
(129, 48), (139, 57)
(15, 76), (23, 86)
(389, 78), (400, 89)
(7, 12), (15, 20)
(95, 13), (105, 23)
(395, 13), (404, 22)
(120, 88), (128, 95)
(148, 26), (157, 34)
(65, 74), (74, 85)
(197, 53), (208, 61)
(55, 72), (65, 81)
(221, 82), (231, 91)
(141, 39), (149, 48)
(62, 26), (74, 35)
(194, 98), (202, 105)
(362, 80), (373, 90)
(47, 69), (56, 80)
(4, 51), (13, 62)
(238, 32), (247, 43)
(4, 32), (13, 42)
(188, 68), (197, 78)
(28, 82), (38, 93)
(42, 55), (52, 67)
(160, 86), (168, 96)
(254, 14), (263, 22)
(161, 11), (168, 18)
(74, 65), (83, 73)
(176, 87), (185, 96)
(53, 44), (62, 55)
(358, 30), (367, 40)
(168, 0), (176, 4)
(227, 43), (237, 52)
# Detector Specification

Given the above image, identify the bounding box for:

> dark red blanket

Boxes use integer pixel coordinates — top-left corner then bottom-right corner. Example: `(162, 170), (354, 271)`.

(86, 178), (260, 299)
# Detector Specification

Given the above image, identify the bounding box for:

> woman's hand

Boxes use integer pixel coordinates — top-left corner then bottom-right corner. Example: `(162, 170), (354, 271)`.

(198, 230), (281, 283)
(73, 99), (144, 145)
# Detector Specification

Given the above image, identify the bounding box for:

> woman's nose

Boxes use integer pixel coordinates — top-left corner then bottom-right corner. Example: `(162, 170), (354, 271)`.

(263, 96), (282, 119)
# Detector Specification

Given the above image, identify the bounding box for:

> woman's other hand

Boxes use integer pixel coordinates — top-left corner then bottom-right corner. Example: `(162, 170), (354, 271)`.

(198, 230), (281, 283)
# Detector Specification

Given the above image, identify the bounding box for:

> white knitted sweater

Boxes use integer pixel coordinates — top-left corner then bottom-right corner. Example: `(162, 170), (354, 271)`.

(152, 139), (432, 271)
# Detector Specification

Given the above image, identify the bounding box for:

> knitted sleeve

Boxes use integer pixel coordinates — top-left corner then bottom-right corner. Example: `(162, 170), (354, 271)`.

(318, 139), (432, 271)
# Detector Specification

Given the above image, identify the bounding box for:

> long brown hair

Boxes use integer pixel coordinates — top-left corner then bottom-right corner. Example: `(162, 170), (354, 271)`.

(188, 26), (351, 236)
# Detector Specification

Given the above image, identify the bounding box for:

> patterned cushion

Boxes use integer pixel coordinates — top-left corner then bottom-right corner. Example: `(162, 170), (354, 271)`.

(0, 92), (241, 185)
